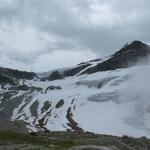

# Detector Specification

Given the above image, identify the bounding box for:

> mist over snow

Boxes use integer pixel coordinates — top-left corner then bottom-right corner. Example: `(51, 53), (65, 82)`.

(115, 59), (150, 134)
(6, 57), (150, 138)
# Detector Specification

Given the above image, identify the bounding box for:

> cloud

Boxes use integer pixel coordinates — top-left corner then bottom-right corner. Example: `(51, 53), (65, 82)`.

(0, 0), (150, 71)
(118, 62), (150, 131)
(33, 50), (96, 72)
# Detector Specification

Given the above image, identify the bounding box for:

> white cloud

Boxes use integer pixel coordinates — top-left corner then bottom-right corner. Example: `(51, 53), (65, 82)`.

(0, 0), (150, 71)
(0, 22), (96, 72)
(0, 0), (13, 8)
(0, 24), (44, 53)
(33, 49), (96, 72)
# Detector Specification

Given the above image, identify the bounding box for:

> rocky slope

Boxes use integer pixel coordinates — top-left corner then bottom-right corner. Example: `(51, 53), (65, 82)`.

(0, 41), (150, 138)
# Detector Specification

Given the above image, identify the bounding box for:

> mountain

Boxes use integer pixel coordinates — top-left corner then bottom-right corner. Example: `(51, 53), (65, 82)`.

(43, 40), (150, 80)
(80, 40), (150, 74)
(0, 41), (150, 138)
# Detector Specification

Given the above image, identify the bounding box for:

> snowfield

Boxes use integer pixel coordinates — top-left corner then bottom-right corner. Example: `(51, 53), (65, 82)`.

(6, 64), (150, 138)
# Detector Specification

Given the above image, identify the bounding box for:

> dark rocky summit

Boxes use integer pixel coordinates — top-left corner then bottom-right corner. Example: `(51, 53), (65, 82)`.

(81, 41), (150, 74)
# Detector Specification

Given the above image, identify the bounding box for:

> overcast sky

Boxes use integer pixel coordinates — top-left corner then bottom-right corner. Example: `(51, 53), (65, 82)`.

(0, 0), (150, 72)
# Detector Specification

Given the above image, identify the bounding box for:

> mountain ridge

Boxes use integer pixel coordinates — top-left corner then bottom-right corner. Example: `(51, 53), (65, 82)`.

(0, 40), (150, 138)
(0, 40), (149, 80)
(41, 40), (150, 80)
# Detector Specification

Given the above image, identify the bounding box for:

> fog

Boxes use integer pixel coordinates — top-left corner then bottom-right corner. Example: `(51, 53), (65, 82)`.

(118, 61), (150, 132)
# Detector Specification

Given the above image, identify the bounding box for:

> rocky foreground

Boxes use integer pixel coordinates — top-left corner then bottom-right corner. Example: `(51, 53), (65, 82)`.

(0, 131), (150, 150)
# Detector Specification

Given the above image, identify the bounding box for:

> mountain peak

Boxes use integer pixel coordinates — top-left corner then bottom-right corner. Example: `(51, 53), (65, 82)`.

(122, 40), (149, 51)
(115, 40), (150, 56)
(80, 41), (150, 74)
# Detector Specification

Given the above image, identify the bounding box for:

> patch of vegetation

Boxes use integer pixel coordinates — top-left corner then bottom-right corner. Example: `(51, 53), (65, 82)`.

(0, 130), (74, 150)
(0, 131), (150, 150)
(0, 130), (48, 145)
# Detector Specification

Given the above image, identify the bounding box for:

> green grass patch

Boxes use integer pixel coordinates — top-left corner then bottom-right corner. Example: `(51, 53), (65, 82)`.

(0, 130), (74, 150)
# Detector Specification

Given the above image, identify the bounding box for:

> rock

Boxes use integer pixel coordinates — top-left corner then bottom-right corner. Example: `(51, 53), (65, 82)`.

(17, 85), (30, 91)
(30, 100), (39, 117)
(55, 99), (64, 108)
(45, 85), (62, 93)
(0, 67), (36, 80)
(68, 145), (118, 150)
(0, 143), (43, 150)
(48, 71), (63, 81)
(66, 106), (83, 133)
(41, 101), (51, 113)
(81, 41), (150, 74)
(63, 64), (90, 77)
(0, 74), (17, 85)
